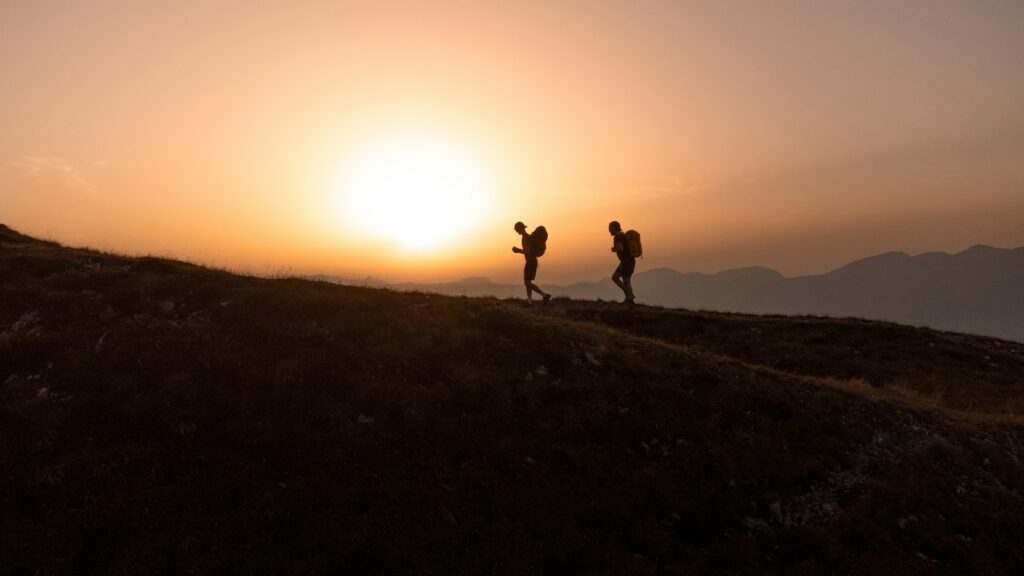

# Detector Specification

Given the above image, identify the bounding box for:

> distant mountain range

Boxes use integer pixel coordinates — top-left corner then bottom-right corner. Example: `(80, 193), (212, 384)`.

(392, 245), (1024, 342)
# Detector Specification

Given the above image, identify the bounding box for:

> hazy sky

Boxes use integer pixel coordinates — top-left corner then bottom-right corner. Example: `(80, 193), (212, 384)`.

(3, 1), (1023, 283)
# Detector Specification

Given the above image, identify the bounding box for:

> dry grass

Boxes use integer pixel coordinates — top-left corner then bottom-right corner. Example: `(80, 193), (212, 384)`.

(541, 299), (1024, 418)
(516, 301), (1024, 427)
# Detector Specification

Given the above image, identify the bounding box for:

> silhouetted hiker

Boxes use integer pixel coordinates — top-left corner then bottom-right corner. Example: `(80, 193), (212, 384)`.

(512, 221), (551, 304)
(609, 221), (637, 305)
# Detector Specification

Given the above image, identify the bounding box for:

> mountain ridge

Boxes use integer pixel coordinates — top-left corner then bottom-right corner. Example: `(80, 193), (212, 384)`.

(391, 244), (1024, 342)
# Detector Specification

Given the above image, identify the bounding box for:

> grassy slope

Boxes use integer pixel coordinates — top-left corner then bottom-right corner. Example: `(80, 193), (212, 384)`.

(1, 225), (1023, 575)
(546, 301), (1024, 418)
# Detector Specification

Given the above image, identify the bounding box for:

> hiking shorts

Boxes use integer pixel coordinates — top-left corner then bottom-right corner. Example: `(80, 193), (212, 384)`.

(524, 256), (539, 282)
(614, 258), (636, 279)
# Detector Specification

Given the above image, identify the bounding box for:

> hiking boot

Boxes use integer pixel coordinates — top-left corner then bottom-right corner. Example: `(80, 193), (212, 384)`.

(543, 293), (552, 304)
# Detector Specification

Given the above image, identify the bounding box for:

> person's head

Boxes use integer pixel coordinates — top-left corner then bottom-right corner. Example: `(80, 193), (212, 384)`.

(514, 221), (527, 234)
(608, 221), (622, 235)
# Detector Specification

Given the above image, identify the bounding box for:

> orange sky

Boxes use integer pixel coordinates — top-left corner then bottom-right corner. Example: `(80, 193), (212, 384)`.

(3, 1), (1023, 284)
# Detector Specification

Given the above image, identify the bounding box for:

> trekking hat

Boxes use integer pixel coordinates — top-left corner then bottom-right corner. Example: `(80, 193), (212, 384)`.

(514, 221), (526, 232)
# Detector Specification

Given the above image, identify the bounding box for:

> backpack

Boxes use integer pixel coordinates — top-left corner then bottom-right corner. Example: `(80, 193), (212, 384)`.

(530, 226), (548, 257)
(625, 230), (642, 258)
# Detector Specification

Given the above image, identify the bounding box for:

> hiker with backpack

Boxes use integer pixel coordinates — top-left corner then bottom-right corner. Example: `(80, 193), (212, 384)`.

(512, 221), (551, 304)
(609, 221), (640, 305)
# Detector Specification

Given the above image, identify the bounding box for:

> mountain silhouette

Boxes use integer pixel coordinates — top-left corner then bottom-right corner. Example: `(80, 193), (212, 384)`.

(398, 246), (1024, 342)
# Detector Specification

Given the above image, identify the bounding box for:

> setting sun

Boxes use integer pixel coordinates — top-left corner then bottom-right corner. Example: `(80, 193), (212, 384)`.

(334, 134), (495, 252)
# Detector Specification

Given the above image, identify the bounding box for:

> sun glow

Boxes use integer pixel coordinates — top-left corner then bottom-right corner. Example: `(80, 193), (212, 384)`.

(335, 135), (495, 252)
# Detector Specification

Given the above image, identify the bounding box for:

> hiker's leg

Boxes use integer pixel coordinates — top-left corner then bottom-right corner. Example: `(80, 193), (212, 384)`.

(524, 258), (542, 301)
(531, 283), (549, 301)
(621, 260), (636, 302)
(527, 281), (547, 297)
(611, 266), (626, 294)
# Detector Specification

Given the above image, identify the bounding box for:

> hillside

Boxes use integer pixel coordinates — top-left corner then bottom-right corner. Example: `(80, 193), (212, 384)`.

(2, 224), (1024, 575)
(396, 245), (1024, 343)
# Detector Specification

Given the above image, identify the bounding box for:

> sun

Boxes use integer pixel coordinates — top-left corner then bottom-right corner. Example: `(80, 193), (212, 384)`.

(336, 134), (494, 252)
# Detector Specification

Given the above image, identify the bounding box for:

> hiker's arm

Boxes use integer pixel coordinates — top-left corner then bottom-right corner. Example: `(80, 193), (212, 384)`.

(512, 246), (523, 254)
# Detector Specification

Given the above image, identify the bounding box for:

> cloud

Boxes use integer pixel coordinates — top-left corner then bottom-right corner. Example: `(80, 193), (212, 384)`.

(767, 208), (799, 225)
(519, 180), (710, 204)
(9, 156), (96, 192)
(628, 182), (707, 200)
(86, 159), (152, 168)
